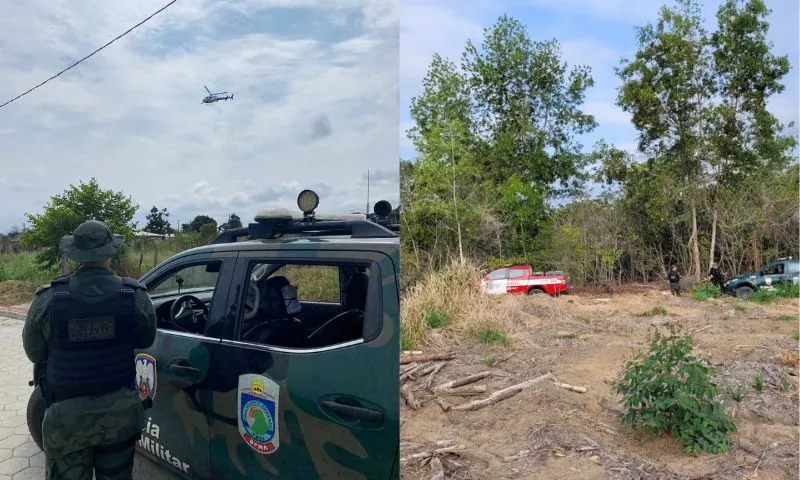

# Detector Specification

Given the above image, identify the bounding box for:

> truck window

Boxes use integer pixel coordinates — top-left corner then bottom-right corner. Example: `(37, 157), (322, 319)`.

(785, 262), (799, 274)
(238, 261), (377, 350)
(765, 263), (784, 275)
(488, 269), (508, 280)
(507, 269), (526, 279)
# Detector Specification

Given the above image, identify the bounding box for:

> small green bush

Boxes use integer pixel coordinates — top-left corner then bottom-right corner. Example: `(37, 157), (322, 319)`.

(424, 307), (448, 329)
(479, 329), (509, 347)
(614, 324), (737, 456)
(691, 281), (721, 302)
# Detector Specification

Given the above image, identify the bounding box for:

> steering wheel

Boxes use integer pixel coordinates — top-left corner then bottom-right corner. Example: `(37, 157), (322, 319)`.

(170, 295), (209, 333)
(243, 282), (260, 321)
(306, 309), (362, 342)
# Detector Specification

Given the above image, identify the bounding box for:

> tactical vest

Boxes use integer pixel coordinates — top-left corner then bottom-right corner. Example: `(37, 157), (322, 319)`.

(46, 274), (140, 403)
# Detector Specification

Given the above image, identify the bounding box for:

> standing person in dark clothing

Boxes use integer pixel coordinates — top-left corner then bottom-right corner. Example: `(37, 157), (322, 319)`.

(667, 265), (682, 296)
(22, 220), (157, 480)
(707, 262), (726, 291)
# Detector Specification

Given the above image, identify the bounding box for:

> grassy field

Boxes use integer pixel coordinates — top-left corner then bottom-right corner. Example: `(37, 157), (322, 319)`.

(0, 245), (342, 305)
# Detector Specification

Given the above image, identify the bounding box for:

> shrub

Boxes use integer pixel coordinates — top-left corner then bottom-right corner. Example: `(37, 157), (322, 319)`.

(749, 282), (800, 303)
(614, 324), (737, 456)
(691, 281), (721, 302)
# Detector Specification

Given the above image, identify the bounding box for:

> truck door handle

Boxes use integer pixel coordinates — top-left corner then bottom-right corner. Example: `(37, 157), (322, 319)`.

(319, 399), (384, 423)
(168, 360), (201, 379)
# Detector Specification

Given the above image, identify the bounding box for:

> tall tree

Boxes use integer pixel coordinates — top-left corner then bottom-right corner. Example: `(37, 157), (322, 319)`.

(706, 0), (796, 268)
(144, 206), (173, 234)
(616, 0), (715, 279)
(20, 178), (138, 269)
(462, 15), (597, 196)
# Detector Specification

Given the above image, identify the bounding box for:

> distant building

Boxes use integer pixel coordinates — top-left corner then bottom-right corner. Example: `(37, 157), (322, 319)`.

(133, 231), (175, 242)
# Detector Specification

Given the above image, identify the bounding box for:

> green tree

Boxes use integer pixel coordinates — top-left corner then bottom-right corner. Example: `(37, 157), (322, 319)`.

(616, 0), (715, 279)
(144, 206), (173, 235)
(404, 15), (597, 269)
(705, 0), (796, 267)
(181, 215), (217, 233)
(219, 213), (243, 231)
(20, 178), (138, 269)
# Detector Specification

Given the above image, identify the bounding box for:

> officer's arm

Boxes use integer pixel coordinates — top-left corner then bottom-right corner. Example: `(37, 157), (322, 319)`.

(134, 289), (157, 349)
(22, 289), (50, 363)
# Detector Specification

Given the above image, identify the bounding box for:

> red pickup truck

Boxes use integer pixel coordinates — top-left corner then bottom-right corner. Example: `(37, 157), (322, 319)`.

(480, 265), (570, 296)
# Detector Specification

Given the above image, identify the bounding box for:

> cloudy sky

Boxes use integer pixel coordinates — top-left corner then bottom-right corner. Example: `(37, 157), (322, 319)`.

(0, 0), (399, 233)
(399, 0), (799, 164)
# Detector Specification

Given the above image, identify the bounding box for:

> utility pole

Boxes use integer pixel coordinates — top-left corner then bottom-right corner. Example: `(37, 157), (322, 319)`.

(366, 169), (370, 215)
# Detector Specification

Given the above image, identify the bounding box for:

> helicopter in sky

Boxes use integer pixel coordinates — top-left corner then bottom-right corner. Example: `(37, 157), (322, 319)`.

(201, 85), (234, 104)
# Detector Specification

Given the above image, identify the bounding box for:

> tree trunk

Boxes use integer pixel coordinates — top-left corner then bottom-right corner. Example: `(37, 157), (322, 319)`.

(690, 199), (702, 280)
(708, 207), (717, 272)
(450, 140), (464, 266)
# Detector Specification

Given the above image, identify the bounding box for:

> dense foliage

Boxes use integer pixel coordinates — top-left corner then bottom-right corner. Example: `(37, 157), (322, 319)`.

(400, 0), (798, 288)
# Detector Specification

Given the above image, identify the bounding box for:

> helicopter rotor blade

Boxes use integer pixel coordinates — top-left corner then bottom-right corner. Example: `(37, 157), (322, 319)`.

(204, 85), (211, 94)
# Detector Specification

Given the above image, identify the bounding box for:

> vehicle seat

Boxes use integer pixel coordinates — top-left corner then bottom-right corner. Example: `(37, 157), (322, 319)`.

(242, 276), (303, 347)
(344, 271), (368, 312)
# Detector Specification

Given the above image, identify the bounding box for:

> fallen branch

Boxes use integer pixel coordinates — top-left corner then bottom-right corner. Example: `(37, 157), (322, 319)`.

(452, 373), (553, 411)
(400, 365), (421, 382)
(425, 362), (447, 390)
(552, 380), (589, 393)
(494, 352), (517, 366)
(436, 385), (488, 396)
(434, 371), (491, 391)
(400, 445), (463, 463)
(691, 325), (712, 334)
(400, 363), (419, 375)
(429, 457), (445, 480)
(503, 449), (531, 462)
(402, 384), (421, 410)
(401, 352), (455, 365)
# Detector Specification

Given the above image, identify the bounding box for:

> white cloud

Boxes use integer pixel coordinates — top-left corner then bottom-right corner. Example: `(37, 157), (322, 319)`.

(0, 0), (399, 232)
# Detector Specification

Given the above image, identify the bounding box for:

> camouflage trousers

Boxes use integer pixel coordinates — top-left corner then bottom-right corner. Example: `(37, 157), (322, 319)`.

(45, 436), (137, 480)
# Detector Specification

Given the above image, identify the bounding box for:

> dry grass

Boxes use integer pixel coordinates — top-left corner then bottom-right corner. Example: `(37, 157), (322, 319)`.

(777, 349), (799, 367)
(400, 261), (531, 349)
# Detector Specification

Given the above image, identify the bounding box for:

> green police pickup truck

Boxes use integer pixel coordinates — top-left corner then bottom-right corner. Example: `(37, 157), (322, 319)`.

(723, 257), (800, 299)
(27, 190), (401, 480)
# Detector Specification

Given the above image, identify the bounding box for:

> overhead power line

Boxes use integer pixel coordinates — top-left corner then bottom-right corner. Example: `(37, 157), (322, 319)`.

(0, 0), (179, 110)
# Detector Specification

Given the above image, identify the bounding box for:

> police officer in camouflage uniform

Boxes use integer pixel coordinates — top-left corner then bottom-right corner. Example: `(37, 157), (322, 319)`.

(22, 220), (157, 480)
(667, 264), (682, 296)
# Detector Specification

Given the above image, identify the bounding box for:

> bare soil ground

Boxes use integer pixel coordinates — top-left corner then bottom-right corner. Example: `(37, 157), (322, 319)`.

(400, 287), (799, 480)
(0, 279), (37, 306)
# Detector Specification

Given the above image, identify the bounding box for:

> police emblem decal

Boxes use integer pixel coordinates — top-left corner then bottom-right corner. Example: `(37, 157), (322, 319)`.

(237, 374), (280, 454)
(135, 353), (157, 402)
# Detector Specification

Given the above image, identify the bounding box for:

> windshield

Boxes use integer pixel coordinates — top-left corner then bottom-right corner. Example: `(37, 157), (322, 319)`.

(149, 264), (220, 297)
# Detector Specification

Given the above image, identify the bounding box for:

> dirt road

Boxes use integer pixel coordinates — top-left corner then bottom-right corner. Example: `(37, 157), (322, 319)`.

(399, 290), (799, 480)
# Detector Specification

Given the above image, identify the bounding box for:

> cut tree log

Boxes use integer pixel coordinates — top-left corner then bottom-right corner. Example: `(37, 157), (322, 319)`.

(552, 380), (589, 393)
(434, 371), (491, 391)
(402, 384), (421, 409)
(435, 398), (452, 412)
(436, 385), (488, 396)
(400, 352), (455, 365)
(451, 372), (553, 411)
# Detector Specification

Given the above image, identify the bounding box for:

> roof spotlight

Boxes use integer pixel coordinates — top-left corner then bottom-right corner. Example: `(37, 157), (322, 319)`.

(297, 189), (319, 215)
